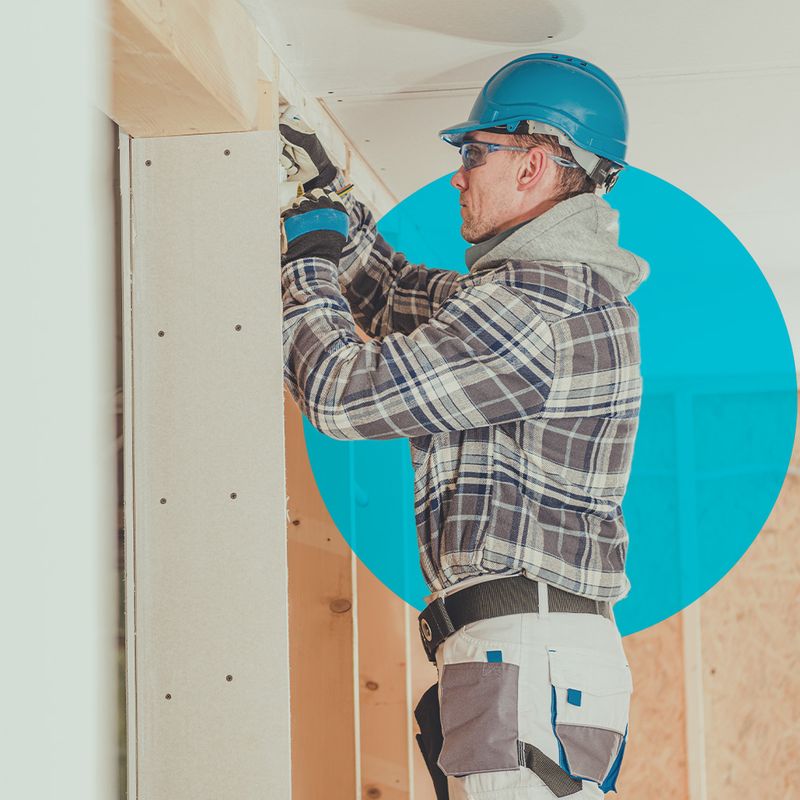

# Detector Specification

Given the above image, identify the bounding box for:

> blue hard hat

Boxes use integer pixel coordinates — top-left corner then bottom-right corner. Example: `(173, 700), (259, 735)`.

(439, 52), (629, 166)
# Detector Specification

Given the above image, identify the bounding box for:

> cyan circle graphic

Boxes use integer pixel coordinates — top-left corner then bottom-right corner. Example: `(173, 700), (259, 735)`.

(302, 167), (797, 635)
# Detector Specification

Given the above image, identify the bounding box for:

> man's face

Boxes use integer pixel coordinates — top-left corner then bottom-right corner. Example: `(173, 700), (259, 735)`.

(450, 130), (529, 244)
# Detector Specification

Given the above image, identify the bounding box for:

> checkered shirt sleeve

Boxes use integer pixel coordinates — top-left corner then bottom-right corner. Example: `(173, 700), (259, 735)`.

(331, 169), (462, 337)
(281, 257), (555, 440)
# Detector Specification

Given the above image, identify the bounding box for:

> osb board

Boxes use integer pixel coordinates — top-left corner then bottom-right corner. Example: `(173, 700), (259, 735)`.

(700, 396), (800, 798)
(357, 562), (412, 800)
(284, 396), (358, 799)
(615, 615), (689, 799)
(129, 131), (289, 799)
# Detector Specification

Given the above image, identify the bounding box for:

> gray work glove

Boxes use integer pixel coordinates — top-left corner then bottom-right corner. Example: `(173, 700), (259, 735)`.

(279, 106), (337, 192)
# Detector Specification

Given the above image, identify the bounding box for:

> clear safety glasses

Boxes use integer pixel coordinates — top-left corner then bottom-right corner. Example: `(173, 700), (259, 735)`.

(457, 140), (581, 172)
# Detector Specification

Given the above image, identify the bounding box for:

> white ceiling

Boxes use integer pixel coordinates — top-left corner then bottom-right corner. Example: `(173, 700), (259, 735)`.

(240, 0), (800, 358)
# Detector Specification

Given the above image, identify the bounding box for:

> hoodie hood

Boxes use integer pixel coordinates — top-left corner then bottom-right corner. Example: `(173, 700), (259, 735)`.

(465, 192), (649, 296)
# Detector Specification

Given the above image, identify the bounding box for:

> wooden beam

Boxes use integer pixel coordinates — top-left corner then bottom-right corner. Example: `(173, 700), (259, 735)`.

(257, 32), (397, 217)
(357, 562), (413, 800)
(284, 401), (359, 799)
(103, 1), (396, 206)
(105, 0), (259, 136)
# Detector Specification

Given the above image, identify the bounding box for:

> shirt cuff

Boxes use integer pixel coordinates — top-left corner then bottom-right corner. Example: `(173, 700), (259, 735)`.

(281, 255), (339, 300)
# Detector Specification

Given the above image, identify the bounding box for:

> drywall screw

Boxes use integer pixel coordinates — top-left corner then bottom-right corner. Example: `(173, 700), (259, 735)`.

(145, 160), (152, 166)
(230, 492), (237, 500)
(224, 149), (231, 156)
(158, 330), (165, 337)
(226, 675), (233, 682)
(160, 498), (166, 504)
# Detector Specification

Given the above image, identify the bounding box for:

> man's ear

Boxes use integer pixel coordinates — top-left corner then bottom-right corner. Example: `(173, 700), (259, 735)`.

(516, 147), (547, 192)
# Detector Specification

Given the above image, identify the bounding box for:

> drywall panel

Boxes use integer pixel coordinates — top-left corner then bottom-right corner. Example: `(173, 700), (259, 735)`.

(241, 0), (800, 99)
(120, 127), (138, 800)
(284, 397), (359, 799)
(128, 130), (289, 798)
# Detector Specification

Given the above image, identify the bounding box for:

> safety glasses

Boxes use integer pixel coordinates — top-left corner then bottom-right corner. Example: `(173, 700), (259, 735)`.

(458, 140), (580, 172)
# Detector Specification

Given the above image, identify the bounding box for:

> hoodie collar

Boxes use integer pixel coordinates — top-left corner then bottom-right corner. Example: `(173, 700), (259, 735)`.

(464, 218), (529, 270)
(464, 192), (649, 296)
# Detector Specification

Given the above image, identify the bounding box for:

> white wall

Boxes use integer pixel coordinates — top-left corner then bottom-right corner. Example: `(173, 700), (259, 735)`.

(0, 2), (118, 797)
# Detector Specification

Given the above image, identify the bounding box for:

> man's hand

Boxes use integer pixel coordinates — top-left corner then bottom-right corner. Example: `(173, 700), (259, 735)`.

(280, 189), (349, 265)
(279, 106), (337, 192)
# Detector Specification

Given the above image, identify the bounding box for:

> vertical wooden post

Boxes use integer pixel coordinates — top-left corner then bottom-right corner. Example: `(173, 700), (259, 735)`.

(283, 409), (359, 798)
(674, 392), (709, 800)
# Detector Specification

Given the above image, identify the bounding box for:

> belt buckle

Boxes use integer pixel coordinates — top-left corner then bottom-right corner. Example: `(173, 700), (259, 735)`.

(418, 597), (456, 663)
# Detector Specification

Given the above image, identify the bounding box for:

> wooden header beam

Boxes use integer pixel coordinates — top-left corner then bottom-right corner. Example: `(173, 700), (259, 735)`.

(100, 0), (396, 213)
(105, 0), (259, 137)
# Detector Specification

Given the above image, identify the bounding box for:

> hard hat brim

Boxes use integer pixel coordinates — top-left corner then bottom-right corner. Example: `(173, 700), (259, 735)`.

(438, 119), (525, 147)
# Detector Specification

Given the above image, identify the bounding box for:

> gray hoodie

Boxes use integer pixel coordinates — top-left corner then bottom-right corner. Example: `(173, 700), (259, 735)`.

(465, 192), (649, 296)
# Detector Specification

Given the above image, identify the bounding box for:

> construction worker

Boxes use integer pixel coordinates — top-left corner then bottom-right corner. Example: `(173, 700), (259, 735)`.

(279, 52), (648, 799)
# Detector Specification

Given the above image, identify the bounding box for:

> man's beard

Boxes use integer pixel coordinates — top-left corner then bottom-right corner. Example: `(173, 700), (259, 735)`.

(461, 212), (499, 244)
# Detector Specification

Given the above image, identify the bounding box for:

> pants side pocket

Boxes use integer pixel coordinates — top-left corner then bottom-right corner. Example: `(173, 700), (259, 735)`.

(437, 660), (520, 777)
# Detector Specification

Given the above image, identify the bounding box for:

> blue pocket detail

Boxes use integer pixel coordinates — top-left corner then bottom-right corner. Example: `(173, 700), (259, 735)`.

(551, 686), (570, 773)
(600, 725), (628, 793)
(567, 688), (582, 706)
(486, 650), (503, 663)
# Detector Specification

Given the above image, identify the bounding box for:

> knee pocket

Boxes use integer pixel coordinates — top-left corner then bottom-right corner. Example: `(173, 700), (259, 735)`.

(546, 645), (633, 792)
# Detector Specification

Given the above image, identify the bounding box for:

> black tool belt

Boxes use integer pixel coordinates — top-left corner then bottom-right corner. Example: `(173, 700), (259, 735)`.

(417, 574), (611, 663)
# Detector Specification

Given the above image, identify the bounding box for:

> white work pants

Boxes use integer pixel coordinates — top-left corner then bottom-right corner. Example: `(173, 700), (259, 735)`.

(427, 580), (632, 799)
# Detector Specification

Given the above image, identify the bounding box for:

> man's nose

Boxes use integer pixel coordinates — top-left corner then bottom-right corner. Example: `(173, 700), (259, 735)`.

(451, 166), (467, 191)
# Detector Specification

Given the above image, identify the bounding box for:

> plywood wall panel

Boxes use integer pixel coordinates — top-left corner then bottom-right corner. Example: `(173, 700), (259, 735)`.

(700, 399), (800, 798)
(614, 614), (690, 799)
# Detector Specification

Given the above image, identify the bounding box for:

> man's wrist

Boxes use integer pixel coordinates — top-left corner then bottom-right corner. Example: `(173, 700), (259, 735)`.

(282, 229), (345, 265)
(281, 189), (349, 266)
(302, 162), (337, 192)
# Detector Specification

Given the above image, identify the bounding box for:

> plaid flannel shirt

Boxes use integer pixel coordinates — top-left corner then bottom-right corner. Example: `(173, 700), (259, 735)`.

(282, 170), (645, 601)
